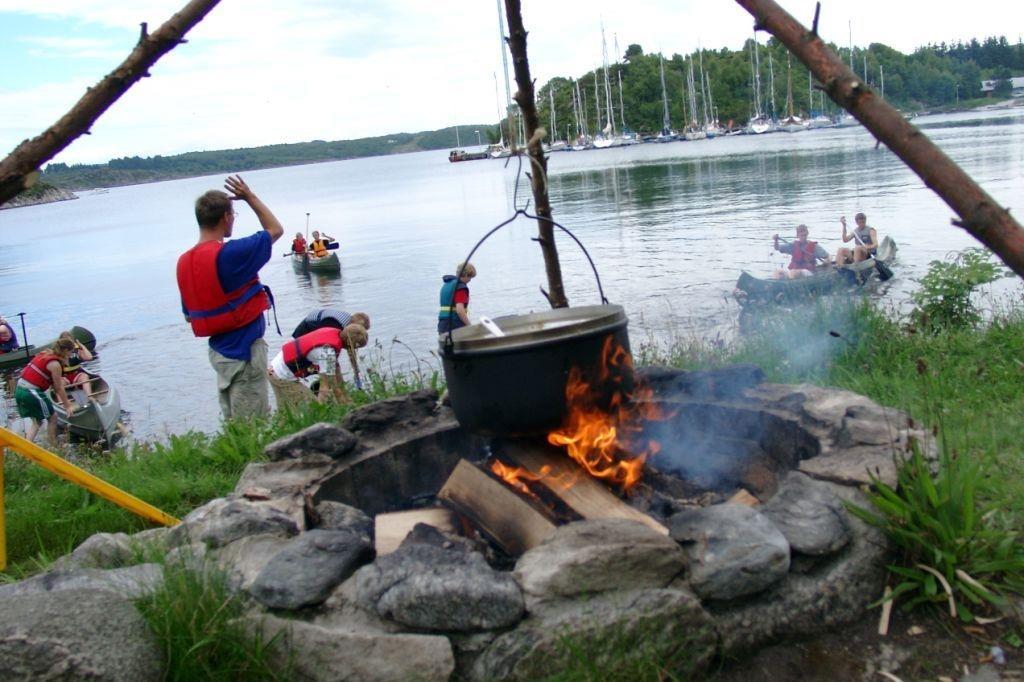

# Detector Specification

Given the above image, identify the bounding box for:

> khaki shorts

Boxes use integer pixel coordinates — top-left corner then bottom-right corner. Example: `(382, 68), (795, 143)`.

(209, 339), (270, 420)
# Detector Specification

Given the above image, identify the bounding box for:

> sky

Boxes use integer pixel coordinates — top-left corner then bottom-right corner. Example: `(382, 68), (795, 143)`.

(1, 0), (1022, 165)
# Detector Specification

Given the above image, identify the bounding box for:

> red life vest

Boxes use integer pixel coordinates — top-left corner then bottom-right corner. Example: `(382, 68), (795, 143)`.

(176, 240), (269, 337)
(291, 238), (307, 254)
(789, 240), (818, 271)
(21, 352), (60, 390)
(281, 327), (344, 378)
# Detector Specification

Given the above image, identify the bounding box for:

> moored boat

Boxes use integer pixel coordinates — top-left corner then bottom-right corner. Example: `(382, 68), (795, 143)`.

(51, 374), (121, 443)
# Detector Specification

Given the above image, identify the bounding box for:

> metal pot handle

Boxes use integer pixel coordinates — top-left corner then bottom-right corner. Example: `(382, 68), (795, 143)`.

(442, 208), (610, 352)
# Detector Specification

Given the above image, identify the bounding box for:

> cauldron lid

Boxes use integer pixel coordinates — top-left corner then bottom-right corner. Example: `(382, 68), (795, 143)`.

(441, 304), (627, 354)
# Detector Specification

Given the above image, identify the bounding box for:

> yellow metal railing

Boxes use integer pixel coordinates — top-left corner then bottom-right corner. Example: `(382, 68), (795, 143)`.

(0, 427), (179, 570)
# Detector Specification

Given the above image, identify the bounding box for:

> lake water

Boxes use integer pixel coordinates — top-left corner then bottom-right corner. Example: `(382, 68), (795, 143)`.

(2, 108), (1022, 440)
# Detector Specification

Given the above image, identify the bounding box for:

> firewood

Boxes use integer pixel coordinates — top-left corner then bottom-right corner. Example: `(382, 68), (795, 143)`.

(374, 508), (458, 556)
(496, 440), (668, 536)
(437, 459), (557, 556)
(726, 489), (760, 507)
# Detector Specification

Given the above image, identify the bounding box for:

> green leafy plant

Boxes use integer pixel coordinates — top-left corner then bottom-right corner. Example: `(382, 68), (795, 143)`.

(847, 441), (1024, 622)
(135, 559), (289, 681)
(910, 248), (1005, 331)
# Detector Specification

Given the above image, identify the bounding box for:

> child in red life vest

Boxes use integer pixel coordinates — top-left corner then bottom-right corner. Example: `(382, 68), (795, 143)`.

(291, 232), (307, 255)
(772, 224), (830, 279)
(267, 323), (368, 409)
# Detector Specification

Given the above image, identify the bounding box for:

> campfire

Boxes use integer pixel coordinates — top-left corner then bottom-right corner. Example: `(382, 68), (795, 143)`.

(433, 335), (695, 557)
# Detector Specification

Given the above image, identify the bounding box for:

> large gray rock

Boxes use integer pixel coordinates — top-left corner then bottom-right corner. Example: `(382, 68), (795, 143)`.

(762, 472), (853, 555)
(354, 543), (524, 632)
(263, 422), (358, 462)
(514, 519), (686, 606)
(799, 445), (899, 488)
(52, 532), (134, 570)
(472, 588), (715, 681)
(234, 460), (335, 498)
(0, 564), (163, 600)
(670, 503), (790, 600)
(313, 500), (373, 540)
(712, 485), (890, 656)
(212, 533), (295, 593)
(168, 496), (300, 549)
(340, 389), (441, 446)
(249, 529), (372, 610)
(246, 614), (454, 682)
(0, 588), (164, 681)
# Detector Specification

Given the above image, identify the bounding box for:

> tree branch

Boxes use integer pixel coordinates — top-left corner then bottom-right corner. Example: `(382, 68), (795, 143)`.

(734, 0), (1024, 277)
(0, 0), (222, 206)
(503, 0), (569, 308)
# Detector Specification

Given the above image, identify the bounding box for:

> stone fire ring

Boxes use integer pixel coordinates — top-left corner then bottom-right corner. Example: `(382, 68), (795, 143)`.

(0, 366), (932, 681)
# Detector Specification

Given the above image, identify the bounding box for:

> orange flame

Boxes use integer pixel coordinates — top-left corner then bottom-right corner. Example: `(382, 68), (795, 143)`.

(490, 460), (545, 499)
(547, 336), (665, 492)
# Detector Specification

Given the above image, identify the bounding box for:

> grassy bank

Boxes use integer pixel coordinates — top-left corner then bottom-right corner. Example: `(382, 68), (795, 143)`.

(1, 365), (433, 577)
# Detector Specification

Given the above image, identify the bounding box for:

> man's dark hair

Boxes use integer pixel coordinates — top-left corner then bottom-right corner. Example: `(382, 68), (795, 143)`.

(195, 190), (231, 228)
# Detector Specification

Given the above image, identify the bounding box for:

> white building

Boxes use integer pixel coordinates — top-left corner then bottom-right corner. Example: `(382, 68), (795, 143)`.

(980, 76), (1024, 97)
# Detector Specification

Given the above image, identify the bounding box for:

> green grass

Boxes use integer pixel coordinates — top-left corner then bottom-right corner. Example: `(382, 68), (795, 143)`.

(1, 358), (432, 578)
(135, 557), (290, 681)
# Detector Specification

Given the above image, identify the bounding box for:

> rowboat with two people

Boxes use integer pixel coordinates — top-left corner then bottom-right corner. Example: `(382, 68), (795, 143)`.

(734, 236), (898, 307)
(291, 251), (341, 274)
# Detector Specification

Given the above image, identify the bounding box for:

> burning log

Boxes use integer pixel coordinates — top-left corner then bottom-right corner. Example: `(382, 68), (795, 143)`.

(438, 459), (557, 556)
(494, 439), (668, 536)
(374, 508), (458, 556)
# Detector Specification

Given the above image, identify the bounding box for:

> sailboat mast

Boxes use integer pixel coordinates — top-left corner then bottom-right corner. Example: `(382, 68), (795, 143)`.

(493, 71), (504, 145)
(601, 22), (614, 135)
(659, 53), (671, 132)
(785, 54), (794, 119)
(593, 70), (601, 133)
(496, 0), (513, 146)
(549, 86), (556, 141)
(880, 64), (885, 99)
(618, 69), (626, 130)
(768, 47), (776, 120)
(752, 33), (763, 119)
(698, 48), (709, 126)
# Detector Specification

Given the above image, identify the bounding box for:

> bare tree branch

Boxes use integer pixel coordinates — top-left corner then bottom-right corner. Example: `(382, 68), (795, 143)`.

(0, 0), (222, 206)
(503, 0), (569, 308)
(735, 0), (1024, 277)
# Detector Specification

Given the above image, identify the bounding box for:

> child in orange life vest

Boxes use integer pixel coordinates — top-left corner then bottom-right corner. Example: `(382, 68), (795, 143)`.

(309, 230), (336, 258)
(291, 232), (307, 255)
(14, 338), (77, 446)
(772, 224), (830, 279)
(267, 323), (368, 408)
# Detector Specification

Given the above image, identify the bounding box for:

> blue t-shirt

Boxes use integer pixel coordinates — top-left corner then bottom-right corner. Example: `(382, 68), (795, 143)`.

(209, 231), (272, 360)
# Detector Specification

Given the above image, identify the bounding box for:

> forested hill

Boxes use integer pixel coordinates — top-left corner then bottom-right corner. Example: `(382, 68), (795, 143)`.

(42, 124), (497, 190)
(536, 36), (1023, 139)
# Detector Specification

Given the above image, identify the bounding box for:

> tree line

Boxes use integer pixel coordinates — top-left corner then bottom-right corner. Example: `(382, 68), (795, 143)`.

(534, 35), (1024, 139)
(39, 35), (1021, 190)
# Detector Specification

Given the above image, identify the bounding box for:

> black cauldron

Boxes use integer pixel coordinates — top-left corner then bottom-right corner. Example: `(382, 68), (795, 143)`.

(440, 304), (631, 436)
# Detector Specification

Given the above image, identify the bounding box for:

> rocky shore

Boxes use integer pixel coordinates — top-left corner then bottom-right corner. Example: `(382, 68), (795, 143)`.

(1, 183), (78, 209)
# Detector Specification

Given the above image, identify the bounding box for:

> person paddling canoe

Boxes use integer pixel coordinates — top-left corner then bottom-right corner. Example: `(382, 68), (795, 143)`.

(309, 230), (336, 258)
(772, 225), (830, 279)
(835, 213), (878, 264)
